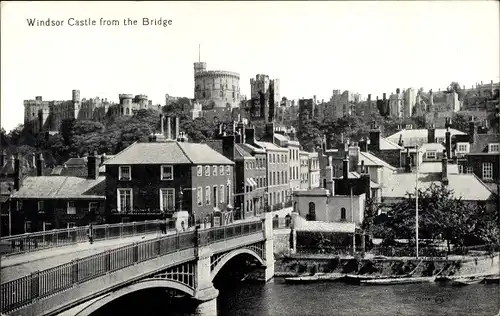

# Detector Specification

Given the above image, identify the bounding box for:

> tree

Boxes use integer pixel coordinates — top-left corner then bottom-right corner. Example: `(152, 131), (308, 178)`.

(452, 113), (471, 134)
(446, 82), (465, 101)
(386, 183), (485, 252)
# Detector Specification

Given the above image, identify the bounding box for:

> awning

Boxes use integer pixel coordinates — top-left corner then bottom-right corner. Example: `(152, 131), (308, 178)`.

(246, 178), (257, 187)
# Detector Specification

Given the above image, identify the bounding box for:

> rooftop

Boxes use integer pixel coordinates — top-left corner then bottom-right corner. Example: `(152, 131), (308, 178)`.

(384, 173), (494, 201)
(234, 144), (254, 160)
(10, 176), (105, 200)
(294, 215), (356, 233)
(379, 138), (404, 150)
(360, 152), (396, 171)
(104, 141), (234, 165)
(254, 141), (288, 152)
(387, 128), (466, 142)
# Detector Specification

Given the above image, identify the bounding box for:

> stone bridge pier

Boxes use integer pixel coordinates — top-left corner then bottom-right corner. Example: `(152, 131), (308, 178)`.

(190, 211), (274, 316)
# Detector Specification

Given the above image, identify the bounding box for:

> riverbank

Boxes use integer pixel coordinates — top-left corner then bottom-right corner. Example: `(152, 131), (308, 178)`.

(274, 253), (500, 278)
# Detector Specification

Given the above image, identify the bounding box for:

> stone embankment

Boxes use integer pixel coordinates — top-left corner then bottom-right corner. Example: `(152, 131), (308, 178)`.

(274, 255), (499, 278)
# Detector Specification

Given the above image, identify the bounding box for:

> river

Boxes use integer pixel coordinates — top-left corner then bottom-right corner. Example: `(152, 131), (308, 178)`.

(217, 278), (500, 316)
(92, 278), (500, 316)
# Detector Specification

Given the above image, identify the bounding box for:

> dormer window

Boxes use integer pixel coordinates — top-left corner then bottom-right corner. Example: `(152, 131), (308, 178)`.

(456, 143), (470, 153)
(119, 166), (131, 181)
(488, 143), (499, 153)
(161, 165), (174, 180)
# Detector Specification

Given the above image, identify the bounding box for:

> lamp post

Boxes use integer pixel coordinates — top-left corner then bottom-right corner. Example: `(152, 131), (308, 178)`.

(415, 145), (420, 259)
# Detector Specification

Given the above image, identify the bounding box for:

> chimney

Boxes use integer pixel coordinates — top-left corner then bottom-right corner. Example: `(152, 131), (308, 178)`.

(36, 153), (44, 176)
(14, 153), (22, 190)
(87, 151), (99, 180)
(245, 125), (256, 145)
(235, 131), (242, 144)
(175, 116), (180, 139)
(166, 116), (172, 140)
(383, 93), (386, 100)
(348, 143), (360, 171)
(0, 150), (5, 167)
(427, 124), (435, 143)
(445, 117), (452, 129)
(368, 94), (371, 103)
(322, 134), (327, 152)
(445, 128), (451, 159)
(405, 153), (412, 172)
(100, 153), (106, 165)
(360, 160), (365, 174)
(160, 113), (164, 135)
(468, 118), (475, 143)
(342, 155), (349, 180)
(441, 150), (449, 185)
(359, 137), (368, 152)
(429, 89), (434, 107)
(368, 122), (381, 151)
(31, 153), (36, 169)
(326, 156), (334, 195)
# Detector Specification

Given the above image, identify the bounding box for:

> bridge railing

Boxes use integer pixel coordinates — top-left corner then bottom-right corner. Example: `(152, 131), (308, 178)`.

(0, 220), (168, 257)
(0, 219), (264, 314)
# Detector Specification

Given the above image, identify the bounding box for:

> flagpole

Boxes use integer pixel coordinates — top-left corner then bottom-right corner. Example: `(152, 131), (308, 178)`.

(415, 145), (419, 259)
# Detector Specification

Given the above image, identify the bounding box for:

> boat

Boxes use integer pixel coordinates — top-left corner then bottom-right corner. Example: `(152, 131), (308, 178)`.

(450, 277), (484, 286)
(360, 276), (436, 285)
(284, 273), (345, 284)
(482, 276), (500, 284)
(342, 274), (392, 285)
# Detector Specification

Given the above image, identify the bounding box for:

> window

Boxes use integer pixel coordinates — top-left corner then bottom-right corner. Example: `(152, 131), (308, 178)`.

(67, 201), (76, 215)
(426, 150), (436, 160)
(219, 166), (224, 175)
(119, 166), (131, 181)
(197, 166), (203, 176)
(67, 222), (76, 229)
(38, 201), (44, 212)
(161, 165), (174, 180)
(89, 202), (99, 214)
(341, 207), (347, 221)
(213, 186), (218, 207)
(467, 166), (473, 174)
(160, 188), (175, 211)
(117, 188), (133, 212)
(226, 181), (231, 204)
(458, 165), (464, 174)
(205, 186), (211, 205)
(482, 163), (493, 180)
(205, 166), (210, 176)
(220, 185), (225, 203)
(456, 143), (469, 153)
(225, 166), (230, 175)
(489, 143), (500, 153)
(213, 165), (218, 176)
(43, 222), (52, 231)
(277, 155), (281, 163)
(197, 187), (203, 206)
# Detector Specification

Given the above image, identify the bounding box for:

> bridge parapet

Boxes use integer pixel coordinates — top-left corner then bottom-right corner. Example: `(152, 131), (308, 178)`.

(1, 220), (265, 316)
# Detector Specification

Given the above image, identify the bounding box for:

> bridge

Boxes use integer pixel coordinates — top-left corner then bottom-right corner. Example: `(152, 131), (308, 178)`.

(0, 213), (275, 316)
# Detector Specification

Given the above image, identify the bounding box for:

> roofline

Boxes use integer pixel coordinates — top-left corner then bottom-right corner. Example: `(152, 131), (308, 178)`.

(10, 196), (106, 200)
(103, 140), (139, 165)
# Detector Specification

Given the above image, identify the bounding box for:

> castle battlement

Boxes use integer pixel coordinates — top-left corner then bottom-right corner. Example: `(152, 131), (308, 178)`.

(134, 94), (148, 101)
(119, 94), (134, 100)
(195, 70), (240, 79)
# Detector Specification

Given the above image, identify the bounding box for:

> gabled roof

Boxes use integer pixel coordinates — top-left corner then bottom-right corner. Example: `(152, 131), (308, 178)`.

(470, 133), (499, 153)
(419, 162), (459, 174)
(254, 141), (288, 152)
(360, 152), (396, 171)
(234, 144), (254, 160)
(379, 138), (403, 150)
(104, 141), (234, 165)
(384, 173), (493, 201)
(11, 176), (105, 200)
(238, 143), (266, 154)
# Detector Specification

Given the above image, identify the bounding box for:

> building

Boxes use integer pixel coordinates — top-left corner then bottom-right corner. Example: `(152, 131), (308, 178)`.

(454, 118), (500, 194)
(299, 150), (310, 190)
(308, 151), (320, 190)
(365, 123), (404, 168)
(103, 118), (235, 226)
(272, 126), (301, 193)
(24, 90), (160, 134)
(386, 126), (466, 148)
(193, 61), (241, 109)
(249, 74), (280, 122)
(9, 152), (106, 233)
(329, 90), (361, 118)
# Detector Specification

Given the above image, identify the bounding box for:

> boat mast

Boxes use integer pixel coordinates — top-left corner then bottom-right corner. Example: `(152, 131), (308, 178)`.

(415, 145), (419, 259)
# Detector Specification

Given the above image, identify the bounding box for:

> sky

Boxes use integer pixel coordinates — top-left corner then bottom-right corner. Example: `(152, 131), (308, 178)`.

(1, 1), (499, 132)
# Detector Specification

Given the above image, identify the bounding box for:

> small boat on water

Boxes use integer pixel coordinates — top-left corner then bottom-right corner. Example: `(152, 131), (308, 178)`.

(360, 276), (436, 286)
(436, 275), (485, 286)
(284, 273), (345, 284)
(342, 274), (393, 285)
(450, 277), (484, 286)
(482, 276), (500, 284)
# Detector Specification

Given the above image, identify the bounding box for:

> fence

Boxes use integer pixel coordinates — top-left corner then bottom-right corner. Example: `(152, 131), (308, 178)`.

(369, 244), (499, 258)
(0, 220), (263, 314)
(0, 220), (174, 256)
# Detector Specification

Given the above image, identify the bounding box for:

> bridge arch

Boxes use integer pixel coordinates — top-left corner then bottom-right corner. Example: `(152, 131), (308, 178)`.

(210, 248), (264, 281)
(72, 279), (195, 316)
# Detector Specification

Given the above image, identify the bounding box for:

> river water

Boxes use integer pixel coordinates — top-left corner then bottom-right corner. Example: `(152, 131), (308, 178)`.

(217, 278), (500, 316)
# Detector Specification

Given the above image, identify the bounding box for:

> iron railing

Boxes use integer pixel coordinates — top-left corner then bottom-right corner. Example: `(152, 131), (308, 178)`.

(0, 220), (264, 314)
(0, 220), (174, 256)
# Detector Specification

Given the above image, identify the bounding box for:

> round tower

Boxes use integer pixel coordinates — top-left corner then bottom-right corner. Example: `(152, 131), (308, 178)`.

(194, 62), (207, 75)
(119, 94), (134, 115)
(72, 90), (81, 103)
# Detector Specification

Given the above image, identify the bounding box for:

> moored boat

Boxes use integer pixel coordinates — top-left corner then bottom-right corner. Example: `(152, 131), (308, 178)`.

(360, 276), (436, 285)
(284, 273), (345, 284)
(450, 277), (483, 286)
(482, 276), (500, 284)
